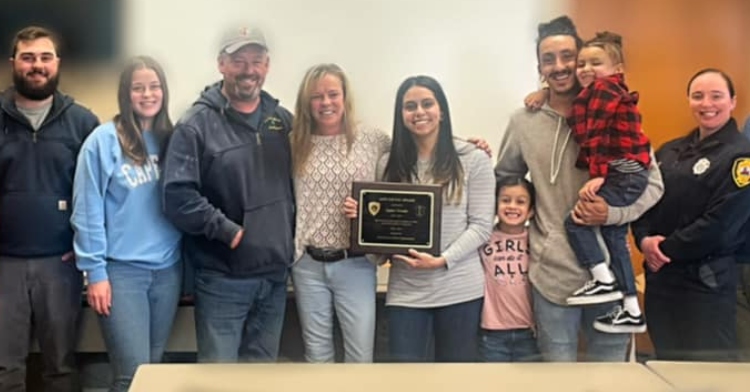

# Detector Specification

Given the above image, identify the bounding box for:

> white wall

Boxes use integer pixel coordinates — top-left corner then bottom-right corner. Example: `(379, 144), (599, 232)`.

(124, 0), (554, 152)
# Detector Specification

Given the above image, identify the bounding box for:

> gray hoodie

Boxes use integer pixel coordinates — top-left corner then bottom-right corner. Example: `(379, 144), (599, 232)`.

(495, 105), (664, 305)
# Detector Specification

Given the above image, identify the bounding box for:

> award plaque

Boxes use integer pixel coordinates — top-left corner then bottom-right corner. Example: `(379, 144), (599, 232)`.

(350, 181), (442, 255)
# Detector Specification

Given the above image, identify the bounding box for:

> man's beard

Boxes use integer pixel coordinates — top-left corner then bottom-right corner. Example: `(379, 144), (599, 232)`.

(232, 75), (261, 102)
(13, 71), (59, 101)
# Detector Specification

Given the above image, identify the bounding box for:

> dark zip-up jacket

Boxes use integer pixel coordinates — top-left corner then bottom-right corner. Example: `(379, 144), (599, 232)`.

(162, 83), (294, 279)
(736, 116), (750, 264)
(633, 118), (750, 294)
(0, 88), (99, 257)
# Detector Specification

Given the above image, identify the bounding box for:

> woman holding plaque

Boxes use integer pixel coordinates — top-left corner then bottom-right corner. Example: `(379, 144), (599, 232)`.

(378, 75), (495, 362)
(290, 63), (391, 362)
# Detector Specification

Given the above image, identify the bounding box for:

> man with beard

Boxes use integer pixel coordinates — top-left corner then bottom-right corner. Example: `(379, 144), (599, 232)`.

(494, 16), (663, 361)
(0, 26), (99, 391)
(162, 25), (293, 362)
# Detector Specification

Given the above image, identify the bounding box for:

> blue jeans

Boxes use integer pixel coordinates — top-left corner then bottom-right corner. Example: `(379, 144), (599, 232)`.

(388, 297), (482, 362)
(565, 167), (648, 296)
(533, 288), (629, 361)
(194, 269), (287, 362)
(479, 328), (540, 362)
(98, 261), (182, 392)
(291, 254), (376, 362)
(0, 255), (83, 392)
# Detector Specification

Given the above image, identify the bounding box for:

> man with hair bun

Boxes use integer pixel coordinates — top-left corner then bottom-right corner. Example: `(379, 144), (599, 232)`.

(495, 15), (663, 361)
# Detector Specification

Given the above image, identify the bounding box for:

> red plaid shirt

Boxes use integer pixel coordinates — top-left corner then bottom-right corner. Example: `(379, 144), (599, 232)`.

(568, 73), (651, 177)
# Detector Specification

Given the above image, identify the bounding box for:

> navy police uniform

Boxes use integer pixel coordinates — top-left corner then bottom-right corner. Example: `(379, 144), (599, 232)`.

(632, 118), (750, 362)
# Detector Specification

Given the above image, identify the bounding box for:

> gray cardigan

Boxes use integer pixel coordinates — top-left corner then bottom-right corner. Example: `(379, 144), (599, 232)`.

(379, 140), (495, 307)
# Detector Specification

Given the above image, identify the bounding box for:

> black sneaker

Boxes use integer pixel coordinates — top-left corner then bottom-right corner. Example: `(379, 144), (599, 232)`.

(593, 306), (647, 334)
(566, 279), (623, 305)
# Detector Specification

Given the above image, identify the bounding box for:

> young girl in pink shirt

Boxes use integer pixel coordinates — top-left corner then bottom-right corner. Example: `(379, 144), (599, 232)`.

(479, 177), (540, 362)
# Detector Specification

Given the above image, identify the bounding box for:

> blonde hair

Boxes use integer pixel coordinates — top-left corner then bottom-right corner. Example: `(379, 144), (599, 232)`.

(291, 63), (356, 176)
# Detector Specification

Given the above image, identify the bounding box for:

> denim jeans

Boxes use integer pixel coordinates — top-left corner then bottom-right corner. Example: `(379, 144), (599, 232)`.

(194, 269), (287, 363)
(532, 288), (629, 362)
(387, 297), (482, 362)
(565, 168), (648, 296)
(291, 254), (376, 362)
(479, 328), (540, 362)
(98, 261), (182, 392)
(0, 255), (83, 392)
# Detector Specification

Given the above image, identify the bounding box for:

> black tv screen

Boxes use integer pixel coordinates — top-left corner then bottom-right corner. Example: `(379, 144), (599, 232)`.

(0, 0), (121, 62)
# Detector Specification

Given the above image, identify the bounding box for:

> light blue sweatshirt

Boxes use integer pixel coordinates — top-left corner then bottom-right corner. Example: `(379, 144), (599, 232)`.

(72, 121), (181, 283)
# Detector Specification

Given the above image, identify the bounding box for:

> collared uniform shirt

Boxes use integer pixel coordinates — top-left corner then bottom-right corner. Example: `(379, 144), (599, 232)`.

(633, 119), (750, 267)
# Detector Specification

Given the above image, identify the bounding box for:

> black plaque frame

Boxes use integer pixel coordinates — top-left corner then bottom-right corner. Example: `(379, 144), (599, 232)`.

(350, 181), (442, 255)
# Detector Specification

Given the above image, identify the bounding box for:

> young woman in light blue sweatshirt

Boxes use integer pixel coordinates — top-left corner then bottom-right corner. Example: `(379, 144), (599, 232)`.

(71, 56), (181, 392)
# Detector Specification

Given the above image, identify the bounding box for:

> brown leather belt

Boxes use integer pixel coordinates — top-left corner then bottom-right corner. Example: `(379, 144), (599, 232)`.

(305, 246), (364, 262)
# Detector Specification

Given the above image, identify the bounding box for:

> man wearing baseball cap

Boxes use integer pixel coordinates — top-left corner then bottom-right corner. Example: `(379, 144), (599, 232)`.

(162, 25), (294, 362)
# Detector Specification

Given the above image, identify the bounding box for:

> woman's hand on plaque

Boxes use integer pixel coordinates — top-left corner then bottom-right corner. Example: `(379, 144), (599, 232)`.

(392, 249), (447, 269)
(343, 196), (359, 219)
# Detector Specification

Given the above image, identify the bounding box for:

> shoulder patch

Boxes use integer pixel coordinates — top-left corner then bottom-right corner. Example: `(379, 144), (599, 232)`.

(732, 157), (750, 188)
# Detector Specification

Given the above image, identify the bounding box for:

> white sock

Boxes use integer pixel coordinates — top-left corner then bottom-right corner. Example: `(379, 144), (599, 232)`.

(623, 295), (641, 316)
(590, 263), (615, 284)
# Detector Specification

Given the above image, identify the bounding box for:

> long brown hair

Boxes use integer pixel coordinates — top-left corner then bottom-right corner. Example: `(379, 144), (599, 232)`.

(290, 63), (356, 176)
(114, 56), (173, 165)
(383, 75), (464, 204)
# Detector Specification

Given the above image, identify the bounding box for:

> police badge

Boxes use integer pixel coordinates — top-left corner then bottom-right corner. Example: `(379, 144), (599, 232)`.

(693, 157), (710, 175)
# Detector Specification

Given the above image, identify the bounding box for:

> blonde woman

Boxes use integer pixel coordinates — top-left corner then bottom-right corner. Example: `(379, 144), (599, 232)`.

(290, 64), (390, 362)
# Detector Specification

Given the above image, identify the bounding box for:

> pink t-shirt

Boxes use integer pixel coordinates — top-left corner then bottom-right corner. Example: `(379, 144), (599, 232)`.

(480, 229), (534, 330)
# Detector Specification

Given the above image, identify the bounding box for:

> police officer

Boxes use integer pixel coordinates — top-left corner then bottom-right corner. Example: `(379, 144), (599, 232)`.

(741, 115), (750, 306)
(632, 68), (750, 362)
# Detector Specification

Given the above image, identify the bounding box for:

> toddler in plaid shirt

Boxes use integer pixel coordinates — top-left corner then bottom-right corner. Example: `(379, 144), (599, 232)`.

(523, 32), (654, 334)
(562, 32), (651, 334)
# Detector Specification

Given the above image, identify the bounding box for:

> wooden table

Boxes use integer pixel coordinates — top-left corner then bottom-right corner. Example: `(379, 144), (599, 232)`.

(130, 362), (673, 392)
(646, 361), (750, 392)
